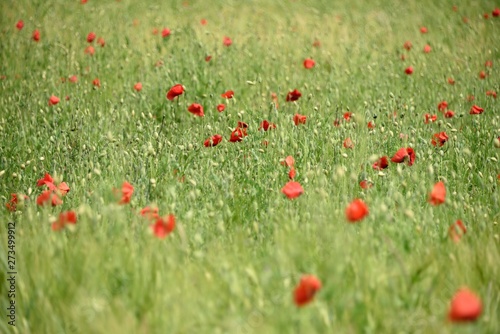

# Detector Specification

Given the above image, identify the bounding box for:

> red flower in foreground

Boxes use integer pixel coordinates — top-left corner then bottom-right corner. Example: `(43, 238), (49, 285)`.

(36, 190), (62, 207)
(204, 134), (223, 147)
(286, 89), (301, 102)
(5, 194), (28, 212)
(216, 104), (225, 112)
(303, 58), (315, 69)
(428, 181), (446, 205)
(448, 288), (482, 322)
(140, 206), (160, 221)
(293, 114), (307, 126)
(16, 20), (24, 30)
(449, 220), (466, 243)
(372, 156), (389, 170)
(420, 26), (428, 34)
(444, 110), (455, 118)
(37, 173), (57, 191)
(345, 199), (369, 222)
(48, 95), (60, 106)
(431, 132), (449, 147)
(223, 36), (232, 46)
(167, 84), (184, 100)
(119, 181), (134, 204)
(87, 32), (96, 43)
(162, 28), (171, 38)
(424, 114), (438, 123)
(469, 105), (484, 115)
(391, 147), (415, 166)
(281, 155), (295, 168)
(258, 120), (276, 131)
(187, 103), (204, 117)
(92, 78), (101, 87)
(32, 30), (40, 42)
(294, 275), (322, 307)
(221, 90), (234, 99)
(405, 66), (413, 75)
(133, 82), (142, 92)
(281, 181), (304, 199)
(403, 40), (412, 51)
(343, 138), (354, 149)
(52, 211), (77, 231)
(151, 214), (176, 239)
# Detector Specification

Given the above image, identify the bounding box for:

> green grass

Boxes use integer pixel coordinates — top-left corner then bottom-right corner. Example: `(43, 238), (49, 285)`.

(1, 0), (499, 333)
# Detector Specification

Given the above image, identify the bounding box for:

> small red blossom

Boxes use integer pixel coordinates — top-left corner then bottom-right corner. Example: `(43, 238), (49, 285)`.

(428, 181), (446, 205)
(449, 220), (466, 243)
(448, 288), (482, 322)
(391, 147), (416, 166)
(493, 8), (500, 17)
(403, 41), (412, 51)
(216, 104), (225, 112)
(36, 190), (62, 207)
(484, 13), (489, 19)
(469, 105), (484, 115)
(431, 132), (449, 147)
(333, 119), (341, 127)
(367, 121), (375, 129)
(447, 78), (455, 85)
(286, 89), (302, 102)
(405, 66), (413, 75)
(486, 90), (497, 99)
(223, 36), (232, 46)
(485, 60), (493, 68)
(343, 112), (352, 121)
(343, 138), (354, 149)
(293, 114), (307, 126)
(187, 103), (204, 117)
(221, 90), (234, 99)
(359, 180), (373, 189)
(52, 211), (77, 231)
(303, 58), (315, 69)
(258, 120), (276, 131)
(151, 214), (176, 238)
(479, 71), (487, 79)
(372, 156), (389, 170)
(437, 101), (448, 112)
(282, 181), (304, 199)
(200, 19), (207, 25)
(140, 206), (160, 221)
(313, 40), (321, 47)
(48, 95), (60, 106)
(58, 182), (70, 196)
(16, 20), (24, 30)
(133, 82), (142, 92)
(423, 44), (431, 53)
(281, 156), (295, 168)
(229, 122), (248, 142)
(152, 28), (159, 35)
(205, 55), (212, 62)
(420, 26), (428, 34)
(288, 168), (296, 180)
(87, 32), (96, 43)
(162, 28), (171, 38)
(5, 194), (28, 212)
(466, 95), (475, 102)
(84, 45), (95, 55)
(424, 113), (438, 123)
(97, 37), (105, 47)
(444, 110), (455, 118)
(119, 181), (134, 204)
(32, 30), (40, 42)
(345, 199), (369, 222)
(69, 75), (78, 83)
(37, 173), (57, 191)
(293, 275), (322, 307)
(92, 78), (101, 87)
(204, 134), (223, 147)
(167, 84), (184, 100)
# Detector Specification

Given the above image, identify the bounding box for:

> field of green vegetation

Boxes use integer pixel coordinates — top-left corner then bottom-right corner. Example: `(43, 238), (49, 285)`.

(1, 0), (499, 333)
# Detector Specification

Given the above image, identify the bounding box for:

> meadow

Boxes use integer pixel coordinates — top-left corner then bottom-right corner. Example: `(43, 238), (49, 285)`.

(1, 0), (499, 333)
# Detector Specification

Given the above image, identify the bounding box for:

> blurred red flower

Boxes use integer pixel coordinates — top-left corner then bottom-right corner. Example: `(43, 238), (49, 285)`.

(229, 122), (248, 142)
(87, 32), (96, 43)
(343, 138), (354, 149)
(151, 214), (176, 238)
(428, 181), (446, 205)
(485, 60), (493, 67)
(69, 75), (78, 83)
(448, 220), (466, 243)
(97, 37), (105, 47)
(205, 55), (212, 62)
(48, 95), (60, 106)
(437, 101), (448, 112)
(133, 82), (142, 92)
(424, 114), (437, 123)
(258, 120), (276, 131)
(281, 156), (295, 168)
(420, 26), (428, 33)
(469, 105), (484, 115)
(479, 71), (487, 79)
(167, 84), (184, 100)
(345, 199), (369, 222)
(444, 110), (455, 118)
(448, 288), (482, 322)
(405, 66), (413, 75)
(391, 147), (415, 166)
(52, 211), (77, 231)
(162, 28), (171, 38)
(200, 19), (207, 25)
(288, 168), (296, 180)
(359, 180), (373, 189)
(36, 190), (62, 207)
(119, 181), (134, 204)
(286, 89), (301, 102)
(303, 58), (315, 69)
(16, 20), (24, 30)
(372, 156), (389, 170)
(204, 134), (223, 147)
(187, 103), (204, 117)
(5, 194), (28, 212)
(293, 114), (307, 126)
(85, 45), (95, 55)
(343, 112), (352, 121)
(486, 90), (497, 98)
(140, 206), (160, 221)
(281, 181), (304, 199)
(403, 41), (412, 51)
(367, 121), (375, 129)
(431, 132), (449, 147)
(32, 30), (40, 42)
(447, 78), (455, 85)
(223, 36), (232, 46)
(221, 90), (234, 99)
(493, 8), (500, 17)
(423, 44), (431, 53)
(92, 78), (101, 87)
(293, 275), (321, 307)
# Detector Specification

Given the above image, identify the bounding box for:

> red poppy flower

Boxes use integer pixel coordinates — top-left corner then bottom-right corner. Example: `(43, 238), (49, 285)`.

(152, 28), (159, 35)
(69, 75), (78, 83)
(167, 84), (184, 100)
(431, 132), (449, 147)
(391, 147), (415, 166)
(405, 66), (413, 75)
(87, 32), (96, 43)
(84, 45), (95, 55)
(133, 82), (142, 92)
(452, 5), (458, 12)
(288, 168), (296, 180)
(424, 113), (438, 123)
(32, 30), (40, 42)
(293, 275), (322, 307)
(345, 199), (369, 222)
(281, 156), (295, 168)
(162, 28), (171, 38)
(428, 181), (446, 205)
(119, 181), (134, 204)
(52, 211), (77, 231)
(281, 181), (304, 199)
(36, 190), (62, 206)
(258, 120), (276, 131)
(187, 103), (204, 117)
(48, 95), (60, 106)
(97, 37), (105, 47)
(423, 44), (431, 53)
(420, 26), (428, 33)
(479, 71), (487, 79)
(447, 78), (455, 85)
(229, 122), (248, 142)
(216, 104), (225, 112)
(303, 58), (315, 69)
(286, 89), (302, 102)
(151, 214), (176, 238)
(343, 138), (354, 149)
(333, 119), (341, 127)
(221, 90), (234, 99)
(493, 8), (500, 17)
(140, 206), (160, 221)
(437, 101), (448, 112)
(449, 220), (466, 243)
(359, 180), (373, 189)
(37, 173), (57, 190)
(484, 13), (490, 19)
(205, 55), (212, 62)
(223, 36), (232, 46)
(444, 110), (455, 118)
(486, 90), (497, 98)
(343, 112), (352, 121)
(200, 19), (207, 25)
(313, 40), (321, 47)
(204, 134), (223, 147)
(469, 105), (484, 115)
(92, 78), (101, 87)
(16, 20), (24, 30)
(81, 0), (87, 3)
(367, 121), (375, 129)
(5, 194), (28, 212)
(485, 60), (493, 67)
(293, 114), (307, 126)
(403, 41), (412, 51)
(372, 156), (389, 170)
(448, 288), (482, 322)
(467, 95), (475, 102)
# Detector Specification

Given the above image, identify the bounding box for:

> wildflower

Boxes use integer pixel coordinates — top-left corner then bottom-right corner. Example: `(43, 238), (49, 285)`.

(424, 114), (438, 123)
(423, 44), (431, 53)
(437, 101), (448, 112)
(486, 90), (497, 98)
(133, 82), (142, 92)
(205, 55), (212, 62)
(32, 29), (40, 42)
(493, 8), (500, 17)
(367, 121), (375, 129)
(36, 190), (62, 207)
(151, 214), (176, 238)
(391, 147), (416, 166)
(293, 275), (322, 307)
(420, 26), (428, 33)
(5, 194), (28, 212)
(281, 156), (295, 168)
(162, 28), (171, 38)
(359, 180), (373, 189)
(167, 84), (184, 100)
(16, 20), (24, 30)
(69, 75), (78, 83)
(345, 199), (369, 222)
(444, 110), (455, 118)
(258, 120), (276, 131)
(449, 220), (466, 243)
(223, 36), (232, 46)
(343, 112), (352, 121)
(469, 105), (484, 115)
(448, 288), (482, 322)
(187, 103), (204, 117)
(448, 78), (455, 85)
(84, 45), (95, 55)
(52, 211), (77, 231)
(87, 32), (96, 43)
(286, 89), (301, 102)
(229, 122), (248, 142)
(140, 206), (160, 220)
(92, 78), (101, 87)
(485, 60), (493, 67)
(372, 156), (389, 170)
(343, 138), (354, 149)
(303, 58), (315, 69)
(221, 90), (234, 99)
(97, 37), (105, 47)
(479, 71), (487, 79)
(288, 168), (296, 180)
(119, 181), (134, 204)
(405, 66), (413, 75)
(204, 134), (223, 147)
(293, 114), (307, 126)
(281, 181), (304, 199)
(216, 104), (225, 112)
(428, 181), (446, 205)
(200, 19), (207, 25)
(48, 95), (60, 106)
(431, 132), (449, 147)
(403, 41), (412, 51)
